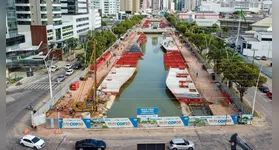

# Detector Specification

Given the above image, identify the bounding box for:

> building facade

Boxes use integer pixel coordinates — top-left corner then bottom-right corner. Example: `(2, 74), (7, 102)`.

(152, 0), (160, 11)
(15, 0), (63, 26)
(61, 0), (88, 15)
(92, 0), (120, 19)
(6, 0), (25, 47)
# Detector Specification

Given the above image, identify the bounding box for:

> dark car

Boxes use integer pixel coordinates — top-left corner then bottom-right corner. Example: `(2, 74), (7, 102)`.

(75, 139), (106, 150)
(73, 63), (82, 70)
(261, 56), (267, 60)
(258, 85), (270, 93)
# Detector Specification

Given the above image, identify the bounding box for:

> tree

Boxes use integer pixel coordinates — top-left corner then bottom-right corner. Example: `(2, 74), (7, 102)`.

(222, 26), (229, 32)
(206, 40), (227, 74)
(233, 11), (240, 15)
(66, 38), (78, 54)
(101, 21), (107, 26)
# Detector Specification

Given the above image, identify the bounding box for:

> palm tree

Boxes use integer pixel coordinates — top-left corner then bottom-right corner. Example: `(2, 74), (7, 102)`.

(220, 49), (243, 88)
(206, 43), (227, 74)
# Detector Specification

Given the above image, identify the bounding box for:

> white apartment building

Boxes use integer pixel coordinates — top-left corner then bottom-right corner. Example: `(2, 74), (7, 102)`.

(61, 0), (88, 15)
(62, 14), (90, 38)
(89, 8), (102, 30)
(199, 0), (272, 13)
(91, 0), (120, 19)
(15, 0), (63, 26)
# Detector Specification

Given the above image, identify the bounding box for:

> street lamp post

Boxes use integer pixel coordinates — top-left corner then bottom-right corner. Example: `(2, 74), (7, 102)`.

(43, 49), (54, 99)
(252, 65), (263, 118)
(251, 48), (258, 65)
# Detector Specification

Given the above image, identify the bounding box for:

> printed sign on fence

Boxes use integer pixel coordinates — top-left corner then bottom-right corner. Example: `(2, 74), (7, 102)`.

(59, 118), (91, 128)
(91, 118), (138, 128)
(137, 107), (158, 118)
(138, 117), (189, 128)
(188, 115), (237, 126)
(236, 114), (253, 125)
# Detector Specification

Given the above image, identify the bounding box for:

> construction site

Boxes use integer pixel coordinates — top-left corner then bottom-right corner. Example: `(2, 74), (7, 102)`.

(45, 18), (239, 121)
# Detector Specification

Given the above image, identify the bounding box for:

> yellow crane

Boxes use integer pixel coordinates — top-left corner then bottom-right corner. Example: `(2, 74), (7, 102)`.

(71, 40), (98, 112)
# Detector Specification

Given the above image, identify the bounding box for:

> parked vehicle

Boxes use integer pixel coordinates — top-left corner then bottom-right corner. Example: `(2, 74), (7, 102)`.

(167, 138), (195, 150)
(270, 62), (272, 67)
(261, 56), (267, 60)
(56, 75), (65, 83)
(20, 135), (45, 149)
(254, 56), (261, 60)
(51, 65), (59, 72)
(73, 63), (82, 70)
(65, 64), (73, 69)
(65, 69), (74, 76)
(75, 139), (106, 150)
(267, 91), (272, 100)
(258, 85), (270, 93)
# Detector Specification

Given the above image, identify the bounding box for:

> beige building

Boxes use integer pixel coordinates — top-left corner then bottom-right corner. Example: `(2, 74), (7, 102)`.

(120, 0), (140, 14)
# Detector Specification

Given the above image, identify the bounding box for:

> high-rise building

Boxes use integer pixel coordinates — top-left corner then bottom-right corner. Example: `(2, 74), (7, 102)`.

(15, 0), (63, 26)
(140, 0), (148, 11)
(92, 0), (120, 19)
(6, 0), (25, 47)
(120, 0), (140, 14)
(174, 0), (182, 11)
(132, 0), (140, 13)
(61, 0), (88, 15)
(152, 0), (160, 11)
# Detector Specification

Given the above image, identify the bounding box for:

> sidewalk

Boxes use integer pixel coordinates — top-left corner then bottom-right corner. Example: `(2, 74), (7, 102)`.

(172, 34), (237, 115)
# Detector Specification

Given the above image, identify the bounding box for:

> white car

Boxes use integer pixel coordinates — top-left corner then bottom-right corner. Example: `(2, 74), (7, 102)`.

(65, 64), (72, 69)
(50, 65), (58, 72)
(168, 138), (195, 150)
(65, 69), (74, 76)
(20, 135), (45, 149)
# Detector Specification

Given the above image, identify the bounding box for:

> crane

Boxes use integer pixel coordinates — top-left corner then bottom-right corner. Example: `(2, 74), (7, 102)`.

(71, 40), (98, 112)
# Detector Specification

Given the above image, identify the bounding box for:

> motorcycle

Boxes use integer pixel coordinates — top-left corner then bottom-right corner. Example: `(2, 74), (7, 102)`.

(15, 82), (22, 86)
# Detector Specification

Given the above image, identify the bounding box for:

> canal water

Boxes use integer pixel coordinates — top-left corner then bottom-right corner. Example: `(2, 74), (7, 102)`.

(107, 35), (182, 118)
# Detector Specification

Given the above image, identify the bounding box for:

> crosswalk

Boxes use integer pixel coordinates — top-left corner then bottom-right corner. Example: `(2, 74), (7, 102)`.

(15, 82), (59, 90)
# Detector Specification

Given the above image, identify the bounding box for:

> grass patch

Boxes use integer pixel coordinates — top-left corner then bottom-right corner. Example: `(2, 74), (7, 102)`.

(243, 101), (260, 117)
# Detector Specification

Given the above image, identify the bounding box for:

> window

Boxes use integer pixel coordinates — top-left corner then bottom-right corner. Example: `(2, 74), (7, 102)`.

(23, 139), (32, 143)
(261, 38), (272, 41)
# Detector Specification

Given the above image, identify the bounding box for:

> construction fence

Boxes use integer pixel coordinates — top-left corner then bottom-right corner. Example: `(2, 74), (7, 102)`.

(45, 114), (253, 129)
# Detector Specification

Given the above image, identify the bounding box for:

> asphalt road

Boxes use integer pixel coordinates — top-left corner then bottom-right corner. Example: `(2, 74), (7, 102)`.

(239, 55), (272, 78)
(7, 126), (271, 150)
(244, 87), (272, 125)
(6, 64), (82, 133)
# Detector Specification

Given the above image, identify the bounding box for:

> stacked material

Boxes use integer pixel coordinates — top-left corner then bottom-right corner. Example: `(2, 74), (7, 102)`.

(143, 20), (151, 28)
(90, 51), (111, 71)
(137, 33), (147, 46)
(115, 51), (143, 67)
(98, 67), (136, 95)
(164, 51), (186, 69)
(166, 68), (202, 104)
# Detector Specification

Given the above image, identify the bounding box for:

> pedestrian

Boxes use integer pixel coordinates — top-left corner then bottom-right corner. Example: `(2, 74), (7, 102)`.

(196, 72), (199, 77)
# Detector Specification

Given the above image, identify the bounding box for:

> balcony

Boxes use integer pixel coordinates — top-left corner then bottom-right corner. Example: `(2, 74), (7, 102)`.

(52, 0), (60, 4)
(54, 21), (62, 26)
(41, 7), (47, 11)
(40, 0), (46, 3)
(15, 0), (29, 3)
(53, 15), (62, 18)
(52, 8), (61, 11)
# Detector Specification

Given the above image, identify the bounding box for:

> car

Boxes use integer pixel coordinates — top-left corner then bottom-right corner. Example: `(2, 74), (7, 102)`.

(258, 85), (270, 93)
(75, 139), (106, 150)
(73, 63), (82, 70)
(65, 69), (74, 76)
(267, 91), (272, 100)
(20, 135), (45, 149)
(261, 56), (267, 60)
(65, 64), (72, 69)
(50, 65), (58, 72)
(56, 75), (65, 83)
(254, 56), (261, 60)
(167, 138), (195, 150)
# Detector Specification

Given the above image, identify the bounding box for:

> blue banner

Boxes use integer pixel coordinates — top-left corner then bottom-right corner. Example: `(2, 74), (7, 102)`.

(59, 118), (91, 128)
(137, 107), (158, 118)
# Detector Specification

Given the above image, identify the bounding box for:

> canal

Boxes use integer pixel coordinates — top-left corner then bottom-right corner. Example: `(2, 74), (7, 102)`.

(107, 35), (182, 118)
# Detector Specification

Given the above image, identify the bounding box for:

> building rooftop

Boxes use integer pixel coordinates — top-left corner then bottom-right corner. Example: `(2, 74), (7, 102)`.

(251, 16), (272, 27)
(218, 18), (256, 23)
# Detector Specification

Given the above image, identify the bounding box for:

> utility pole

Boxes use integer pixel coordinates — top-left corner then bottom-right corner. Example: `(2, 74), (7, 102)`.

(251, 49), (258, 64)
(93, 40), (98, 112)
